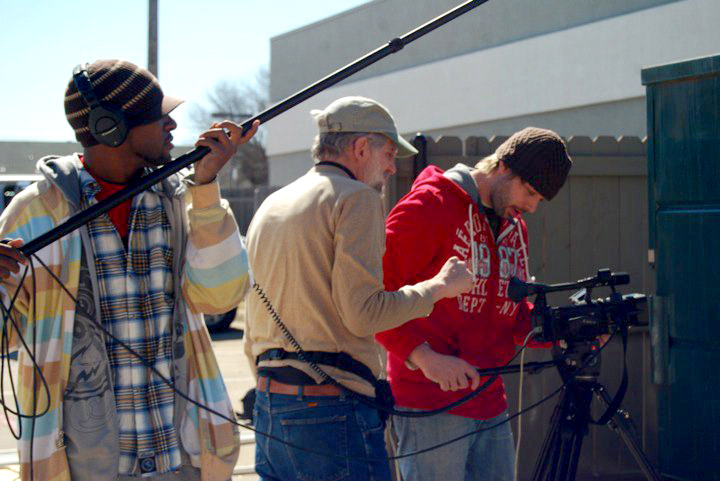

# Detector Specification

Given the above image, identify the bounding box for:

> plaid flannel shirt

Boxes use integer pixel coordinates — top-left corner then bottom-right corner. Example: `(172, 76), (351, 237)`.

(80, 169), (180, 475)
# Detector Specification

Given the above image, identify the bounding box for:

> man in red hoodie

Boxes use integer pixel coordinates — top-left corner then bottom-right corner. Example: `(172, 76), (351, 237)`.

(376, 127), (572, 481)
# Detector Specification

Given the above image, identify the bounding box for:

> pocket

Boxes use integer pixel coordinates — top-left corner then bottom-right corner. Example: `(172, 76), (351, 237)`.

(355, 404), (385, 435)
(281, 414), (350, 481)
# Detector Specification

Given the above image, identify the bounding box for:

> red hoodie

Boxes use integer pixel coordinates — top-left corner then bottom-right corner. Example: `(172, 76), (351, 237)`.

(377, 165), (537, 420)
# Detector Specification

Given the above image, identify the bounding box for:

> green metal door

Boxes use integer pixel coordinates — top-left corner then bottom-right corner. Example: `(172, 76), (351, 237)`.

(643, 54), (720, 481)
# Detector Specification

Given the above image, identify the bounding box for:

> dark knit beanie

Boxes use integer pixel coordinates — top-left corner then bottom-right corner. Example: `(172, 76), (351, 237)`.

(495, 127), (572, 200)
(64, 59), (183, 147)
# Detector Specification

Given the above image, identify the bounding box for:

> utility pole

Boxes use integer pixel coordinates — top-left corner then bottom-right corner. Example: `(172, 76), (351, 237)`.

(148, 0), (158, 77)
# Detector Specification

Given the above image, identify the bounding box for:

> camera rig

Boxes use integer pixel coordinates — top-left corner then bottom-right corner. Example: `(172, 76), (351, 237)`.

(507, 269), (659, 481)
(509, 268), (647, 344)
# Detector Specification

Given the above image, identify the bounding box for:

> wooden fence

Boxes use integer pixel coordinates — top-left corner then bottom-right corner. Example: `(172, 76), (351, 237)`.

(223, 186), (280, 235)
(387, 134), (656, 480)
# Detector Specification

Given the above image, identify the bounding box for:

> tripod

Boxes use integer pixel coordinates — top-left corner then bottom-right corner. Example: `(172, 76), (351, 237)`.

(530, 342), (661, 481)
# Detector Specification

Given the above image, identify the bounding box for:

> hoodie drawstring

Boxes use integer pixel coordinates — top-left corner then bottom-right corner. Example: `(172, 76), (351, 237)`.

(516, 221), (533, 282)
(468, 204), (478, 278)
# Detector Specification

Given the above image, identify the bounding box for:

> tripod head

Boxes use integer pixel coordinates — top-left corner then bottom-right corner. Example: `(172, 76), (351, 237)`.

(552, 339), (604, 386)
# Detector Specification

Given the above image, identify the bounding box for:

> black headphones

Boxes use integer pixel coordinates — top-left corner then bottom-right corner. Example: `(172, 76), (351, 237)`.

(72, 64), (128, 147)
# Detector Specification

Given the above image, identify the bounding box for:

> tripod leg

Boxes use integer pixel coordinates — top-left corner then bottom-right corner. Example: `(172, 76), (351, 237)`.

(531, 385), (590, 481)
(557, 384), (591, 481)
(531, 389), (566, 481)
(594, 384), (662, 481)
(564, 426), (585, 481)
(554, 421), (578, 481)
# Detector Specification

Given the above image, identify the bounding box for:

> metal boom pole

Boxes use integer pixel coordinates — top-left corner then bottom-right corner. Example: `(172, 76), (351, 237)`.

(20, 0), (491, 257)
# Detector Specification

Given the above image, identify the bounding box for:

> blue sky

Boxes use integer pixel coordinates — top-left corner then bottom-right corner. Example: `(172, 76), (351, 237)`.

(0, 0), (369, 145)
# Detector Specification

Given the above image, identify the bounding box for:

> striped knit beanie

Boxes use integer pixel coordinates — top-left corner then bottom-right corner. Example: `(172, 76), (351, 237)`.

(64, 59), (182, 147)
(496, 127), (572, 200)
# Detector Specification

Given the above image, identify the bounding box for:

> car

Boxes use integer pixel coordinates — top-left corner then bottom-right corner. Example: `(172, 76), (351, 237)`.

(0, 174), (44, 213)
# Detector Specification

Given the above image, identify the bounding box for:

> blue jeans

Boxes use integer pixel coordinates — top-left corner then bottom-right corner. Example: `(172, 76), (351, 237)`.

(393, 409), (515, 481)
(253, 388), (392, 481)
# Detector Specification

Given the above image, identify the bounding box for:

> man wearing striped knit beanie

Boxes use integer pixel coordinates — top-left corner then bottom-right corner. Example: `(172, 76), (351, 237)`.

(0, 59), (259, 481)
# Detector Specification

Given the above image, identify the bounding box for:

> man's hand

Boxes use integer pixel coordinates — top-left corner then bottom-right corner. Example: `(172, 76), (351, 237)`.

(596, 333), (611, 348)
(193, 119), (260, 185)
(408, 343), (480, 392)
(425, 256), (474, 302)
(0, 238), (26, 280)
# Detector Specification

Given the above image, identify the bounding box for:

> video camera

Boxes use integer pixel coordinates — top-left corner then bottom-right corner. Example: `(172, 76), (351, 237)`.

(513, 270), (662, 481)
(509, 268), (647, 343)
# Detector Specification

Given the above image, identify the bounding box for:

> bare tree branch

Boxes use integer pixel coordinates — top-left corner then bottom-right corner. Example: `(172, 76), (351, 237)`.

(188, 68), (269, 187)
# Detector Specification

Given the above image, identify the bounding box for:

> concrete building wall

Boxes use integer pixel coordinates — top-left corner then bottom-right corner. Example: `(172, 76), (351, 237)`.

(0, 141), (81, 175)
(270, 0), (680, 101)
(0, 142), (193, 176)
(267, 0), (719, 185)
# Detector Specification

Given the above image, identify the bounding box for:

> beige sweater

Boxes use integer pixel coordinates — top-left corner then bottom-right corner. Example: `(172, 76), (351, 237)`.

(244, 164), (434, 396)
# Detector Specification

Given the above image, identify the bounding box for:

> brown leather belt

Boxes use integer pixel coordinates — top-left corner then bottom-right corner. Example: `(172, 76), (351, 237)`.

(257, 376), (343, 397)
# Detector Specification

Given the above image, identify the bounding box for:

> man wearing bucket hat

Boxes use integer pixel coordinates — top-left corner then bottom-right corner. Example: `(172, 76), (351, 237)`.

(0, 59), (258, 481)
(244, 96), (474, 480)
(376, 127), (572, 481)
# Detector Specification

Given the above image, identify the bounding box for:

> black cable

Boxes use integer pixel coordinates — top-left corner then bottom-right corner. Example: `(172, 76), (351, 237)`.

(0, 261), (64, 481)
(25, 254), (386, 462)
(390, 333), (621, 459)
(0, 305), (22, 439)
(8, 253), (619, 470)
(7, 255), (630, 481)
(392, 384), (564, 460)
(252, 281), (518, 417)
(0, 265), (51, 420)
(26, 252), (554, 464)
(1, 295), (22, 431)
